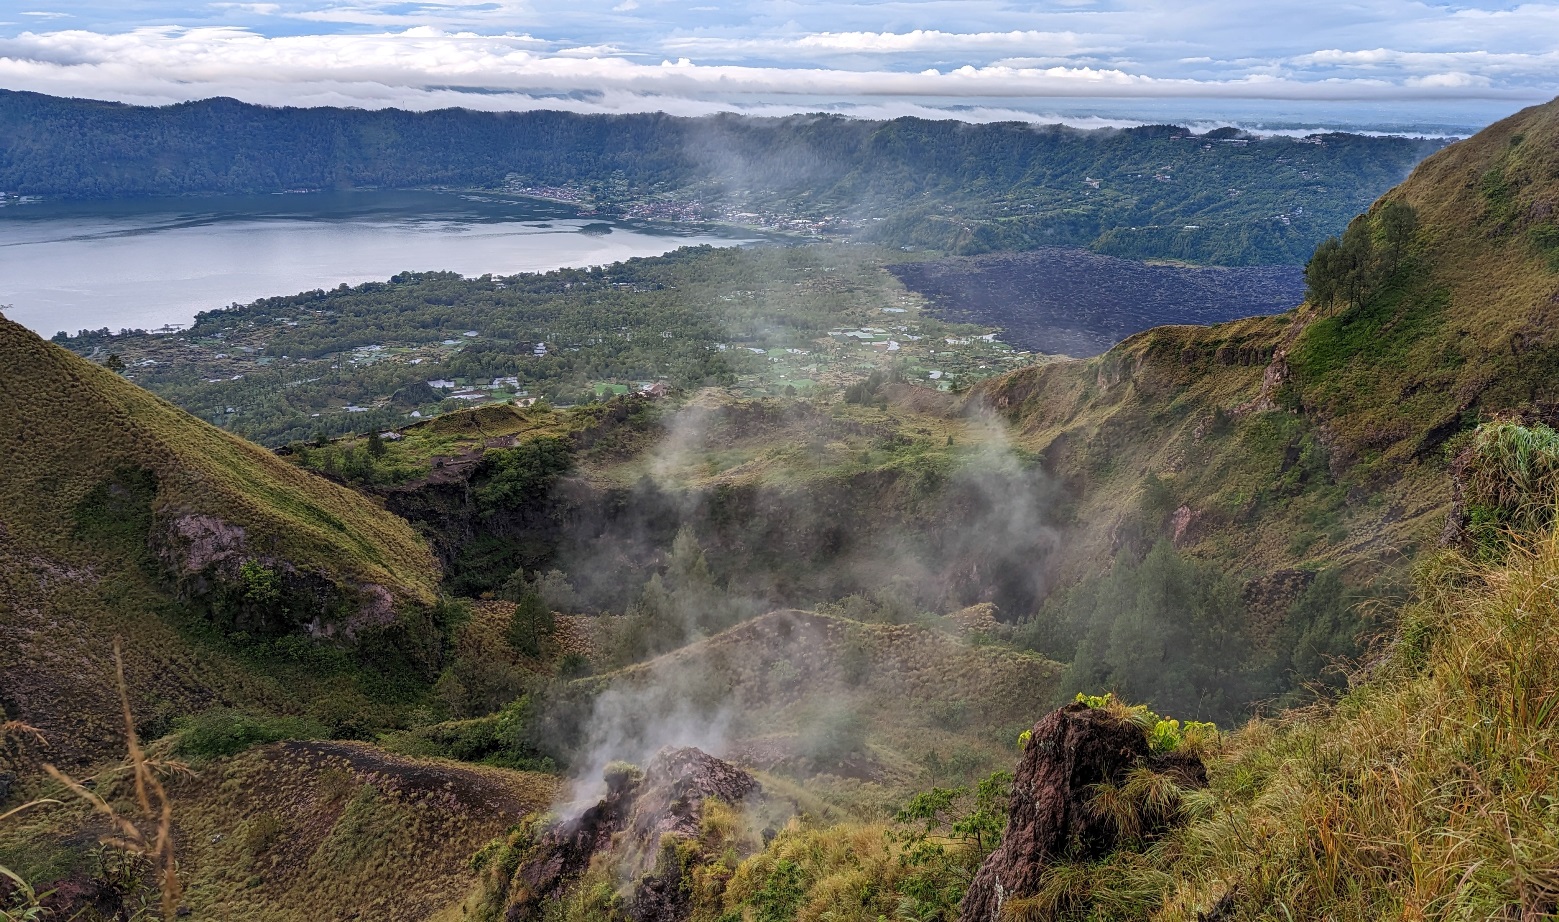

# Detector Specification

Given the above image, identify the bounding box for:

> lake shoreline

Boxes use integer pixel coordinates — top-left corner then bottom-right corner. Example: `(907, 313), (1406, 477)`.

(0, 189), (758, 338)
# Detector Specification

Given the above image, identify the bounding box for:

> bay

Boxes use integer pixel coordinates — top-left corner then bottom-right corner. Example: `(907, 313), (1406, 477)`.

(0, 190), (753, 338)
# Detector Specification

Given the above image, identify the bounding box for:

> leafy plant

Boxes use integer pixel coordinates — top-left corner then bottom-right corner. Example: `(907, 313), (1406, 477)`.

(1072, 693), (1219, 755)
(892, 771), (1013, 921)
(238, 560), (281, 606)
(173, 708), (329, 759)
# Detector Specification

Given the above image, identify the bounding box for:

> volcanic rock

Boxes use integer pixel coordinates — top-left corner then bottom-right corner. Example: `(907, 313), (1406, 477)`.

(506, 746), (758, 922)
(959, 702), (1204, 922)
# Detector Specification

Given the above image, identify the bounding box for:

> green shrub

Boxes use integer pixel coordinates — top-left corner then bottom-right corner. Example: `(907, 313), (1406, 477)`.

(173, 709), (328, 759)
(379, 697), (555, 771)
(505, 591), (556, 657)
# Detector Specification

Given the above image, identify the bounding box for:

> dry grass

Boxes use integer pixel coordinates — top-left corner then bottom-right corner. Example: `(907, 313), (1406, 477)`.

(2, 642), (187, 920)
(1042, 516), (1559, 921)
(38, 641), (185, 918)
(1, 723), (60, 921)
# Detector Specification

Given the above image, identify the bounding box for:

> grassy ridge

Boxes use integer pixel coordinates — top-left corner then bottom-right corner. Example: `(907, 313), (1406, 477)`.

(0, 316), (442, 766)
(0, 316), (437, 596)
(974, 96), (1559, 635)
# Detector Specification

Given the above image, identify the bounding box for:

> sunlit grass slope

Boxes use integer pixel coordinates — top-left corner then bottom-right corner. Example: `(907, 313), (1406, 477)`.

(0, 316), (436, 595)
(0, 316), (440, 765)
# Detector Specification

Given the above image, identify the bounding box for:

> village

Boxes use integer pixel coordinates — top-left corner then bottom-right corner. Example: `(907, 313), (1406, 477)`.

(79, 248), (1046, 444)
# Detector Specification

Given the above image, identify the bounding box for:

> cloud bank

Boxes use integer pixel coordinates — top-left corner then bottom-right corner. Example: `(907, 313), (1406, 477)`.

(0, 1), (1555, 129)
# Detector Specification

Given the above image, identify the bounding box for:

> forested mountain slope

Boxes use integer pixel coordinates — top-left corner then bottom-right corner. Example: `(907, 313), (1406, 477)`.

(0, 90), (1445, 263)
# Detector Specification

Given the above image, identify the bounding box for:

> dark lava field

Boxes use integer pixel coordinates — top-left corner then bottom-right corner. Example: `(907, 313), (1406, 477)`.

(890, 248), (1306, 357)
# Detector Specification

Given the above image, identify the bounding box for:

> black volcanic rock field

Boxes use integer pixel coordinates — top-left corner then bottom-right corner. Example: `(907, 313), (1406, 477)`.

(890, 248), (1306, 357)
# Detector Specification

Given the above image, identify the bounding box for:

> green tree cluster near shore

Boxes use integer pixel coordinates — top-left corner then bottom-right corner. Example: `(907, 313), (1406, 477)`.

(56, 245), (998, 446)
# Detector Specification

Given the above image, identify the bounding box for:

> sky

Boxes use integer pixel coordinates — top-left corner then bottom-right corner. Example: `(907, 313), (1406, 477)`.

(1, 1), (1556, 133)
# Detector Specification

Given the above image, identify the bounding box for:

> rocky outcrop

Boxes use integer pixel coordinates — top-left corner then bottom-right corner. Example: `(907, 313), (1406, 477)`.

(959, 703), (1206, 922)
(154, 511), (402, 639)
(160, 513), (248, 576)
(504, 747), (759, 922)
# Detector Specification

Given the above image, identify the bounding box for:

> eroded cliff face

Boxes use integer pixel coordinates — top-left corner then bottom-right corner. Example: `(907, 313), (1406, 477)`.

(498, 747), (759, 922)
(960, 704), (1206, 922)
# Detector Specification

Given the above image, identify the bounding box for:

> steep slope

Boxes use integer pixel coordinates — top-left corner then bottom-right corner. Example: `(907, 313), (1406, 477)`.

(966, 422), (1559, 921)
(977, 95), (1559, 633)
(0, 316), (442, 765)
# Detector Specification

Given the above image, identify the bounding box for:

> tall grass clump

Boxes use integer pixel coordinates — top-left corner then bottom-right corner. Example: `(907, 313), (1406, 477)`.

(2, 721), (58, 922)
(23, 642), (187, 920)
(1459, 420), (1559, 554)
(1126, 515), (1559, 920)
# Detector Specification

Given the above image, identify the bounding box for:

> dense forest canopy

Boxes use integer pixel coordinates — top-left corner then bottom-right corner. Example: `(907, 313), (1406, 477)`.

(0, 90), (1447, 264)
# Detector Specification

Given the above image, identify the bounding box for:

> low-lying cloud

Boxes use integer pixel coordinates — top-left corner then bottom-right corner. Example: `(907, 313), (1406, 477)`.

(0, 23), (1550, 121)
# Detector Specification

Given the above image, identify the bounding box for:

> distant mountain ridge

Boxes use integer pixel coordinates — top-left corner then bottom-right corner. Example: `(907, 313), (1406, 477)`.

(0, 89), (1446, 264)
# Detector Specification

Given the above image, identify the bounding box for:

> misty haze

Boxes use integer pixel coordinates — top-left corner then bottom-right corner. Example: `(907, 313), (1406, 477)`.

(3, 4), (1559, 922)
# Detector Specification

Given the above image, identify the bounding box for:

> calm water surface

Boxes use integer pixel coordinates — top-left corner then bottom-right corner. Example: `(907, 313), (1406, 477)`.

(0, 191), (752, 337)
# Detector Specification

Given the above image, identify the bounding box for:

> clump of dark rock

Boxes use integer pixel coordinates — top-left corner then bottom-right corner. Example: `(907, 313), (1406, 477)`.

(960, 702), (1207, 922)
(500, 746), (758, 922)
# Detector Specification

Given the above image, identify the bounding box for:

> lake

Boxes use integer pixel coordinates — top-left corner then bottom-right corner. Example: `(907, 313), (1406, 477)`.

(0, 191), (753, 338)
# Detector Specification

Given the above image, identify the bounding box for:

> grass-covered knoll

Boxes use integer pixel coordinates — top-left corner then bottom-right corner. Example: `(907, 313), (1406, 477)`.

(0, 316), (436, 602)
(0, 736), (557, 922)
(288, 401), (583, 490)
(0, 316), (442, 766)
(444, 606), (1060, 922)
(584, 609), (1058, 792)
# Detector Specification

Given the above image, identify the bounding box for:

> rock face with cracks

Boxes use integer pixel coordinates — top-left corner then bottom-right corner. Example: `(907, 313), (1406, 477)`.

(959, 702), (1205, 922)
(505, 746), (759, 922)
